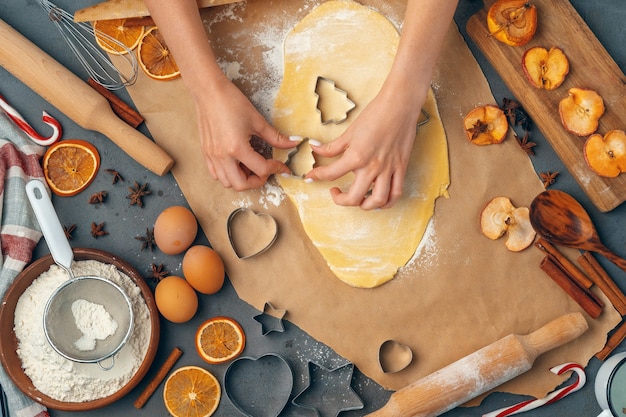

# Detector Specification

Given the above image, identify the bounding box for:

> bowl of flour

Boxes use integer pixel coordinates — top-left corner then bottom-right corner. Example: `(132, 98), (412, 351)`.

(0, 248), (160, 411)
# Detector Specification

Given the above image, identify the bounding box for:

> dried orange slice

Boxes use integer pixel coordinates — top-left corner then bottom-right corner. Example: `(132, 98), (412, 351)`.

(43, 139), (100, 196)
(137, 26), (180, 80)
(195, 317), (245, 364)
(93, 19), (145, 55)
(163, 366), (221, 417)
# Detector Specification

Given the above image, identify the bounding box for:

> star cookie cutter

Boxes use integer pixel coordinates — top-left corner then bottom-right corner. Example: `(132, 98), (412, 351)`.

(253, 302), (287, 336)
(227, 208), (278, 260)
(292, 361), (364, 416)
(314, 76), (356, 125)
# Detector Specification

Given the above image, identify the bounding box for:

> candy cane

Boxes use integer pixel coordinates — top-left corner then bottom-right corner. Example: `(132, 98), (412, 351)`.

(0, 94), (62, 146)
(482, 363), (586, 417)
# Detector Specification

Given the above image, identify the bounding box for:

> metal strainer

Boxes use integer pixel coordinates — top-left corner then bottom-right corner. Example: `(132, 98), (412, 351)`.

(43, 276), (133, 368)
(25, 179), (134, 370)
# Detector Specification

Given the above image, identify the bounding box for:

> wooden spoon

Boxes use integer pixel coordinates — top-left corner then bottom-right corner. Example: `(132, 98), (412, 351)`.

(530, 190), (626, 273)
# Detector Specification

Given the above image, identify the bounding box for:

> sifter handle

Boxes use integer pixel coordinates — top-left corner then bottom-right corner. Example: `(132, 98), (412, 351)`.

(25, 180), (74, 272)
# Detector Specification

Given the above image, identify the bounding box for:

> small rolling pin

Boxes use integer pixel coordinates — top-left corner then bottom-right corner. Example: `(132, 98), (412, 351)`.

(0, 18), (174, 176)
(367, 312), (588, 417)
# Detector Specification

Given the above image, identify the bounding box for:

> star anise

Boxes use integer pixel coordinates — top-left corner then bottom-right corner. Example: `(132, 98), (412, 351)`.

(540, 171), (559, 188)
(467, 119), (490, 141)
(105, 168), (124, 185)
(146, 263), (169, 283)
(126, 181), (151, 207)
(515, 131), (537, 156)
(501, 97), (532, 130)
(90, 221), (109, 238)
(63, 224), (76, 240)
(88, 191), (107, 204)
(135, 227), (156, 251)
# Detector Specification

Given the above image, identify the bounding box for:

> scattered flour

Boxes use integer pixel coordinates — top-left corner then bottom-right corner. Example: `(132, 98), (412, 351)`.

(14, 260), (151, 402)
(71, 299), (118, 352)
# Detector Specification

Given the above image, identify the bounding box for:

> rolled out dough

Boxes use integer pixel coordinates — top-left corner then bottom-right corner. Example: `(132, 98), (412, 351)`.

(272, 0), (450, 288)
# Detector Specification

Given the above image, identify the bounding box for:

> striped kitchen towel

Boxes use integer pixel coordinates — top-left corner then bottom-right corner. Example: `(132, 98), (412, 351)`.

(0, 111), (49, 417)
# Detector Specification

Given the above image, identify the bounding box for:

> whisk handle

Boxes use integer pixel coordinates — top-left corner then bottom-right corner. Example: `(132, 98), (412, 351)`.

(0, 18), (174, 176)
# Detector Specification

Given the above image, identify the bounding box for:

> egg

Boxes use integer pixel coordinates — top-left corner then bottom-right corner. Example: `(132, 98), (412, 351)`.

(182, 245), (225, 294)
(154, 206), (198, 255)
(155, 276), (198, 323)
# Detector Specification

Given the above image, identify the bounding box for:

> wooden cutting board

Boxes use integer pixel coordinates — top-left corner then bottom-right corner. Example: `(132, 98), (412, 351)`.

(467, 0), (626, 212)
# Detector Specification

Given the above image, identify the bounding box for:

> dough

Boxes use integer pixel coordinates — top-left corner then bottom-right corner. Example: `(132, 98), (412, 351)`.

(272, 0), (450, 288)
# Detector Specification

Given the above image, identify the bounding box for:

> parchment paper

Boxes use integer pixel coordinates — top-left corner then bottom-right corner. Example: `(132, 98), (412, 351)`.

(117, 0), (620, 402)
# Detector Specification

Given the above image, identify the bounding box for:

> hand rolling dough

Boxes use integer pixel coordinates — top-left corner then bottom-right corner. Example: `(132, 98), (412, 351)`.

(272, 0), (450, 288)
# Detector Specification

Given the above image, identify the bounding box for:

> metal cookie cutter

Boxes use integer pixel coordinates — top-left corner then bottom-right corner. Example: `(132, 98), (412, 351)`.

(253, 302), (287, 336)
(315, 76), (356, 125)
(227, 208), (278, 260)
(224, 353), (294, 417)
(292, 361), (364, 416)
(417, 109), (430, 130)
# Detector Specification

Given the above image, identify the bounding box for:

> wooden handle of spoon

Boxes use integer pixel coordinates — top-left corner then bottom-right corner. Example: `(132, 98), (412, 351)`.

(0, 19), (174, 176)
(595, 246), (626, 273)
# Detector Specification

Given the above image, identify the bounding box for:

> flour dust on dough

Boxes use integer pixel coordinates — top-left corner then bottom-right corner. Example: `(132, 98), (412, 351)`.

(272, 0), (450, 288)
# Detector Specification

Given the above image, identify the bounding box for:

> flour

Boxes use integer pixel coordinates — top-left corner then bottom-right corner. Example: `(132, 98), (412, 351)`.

(14, 260), (151, 402)
(71, 299), (118, 352)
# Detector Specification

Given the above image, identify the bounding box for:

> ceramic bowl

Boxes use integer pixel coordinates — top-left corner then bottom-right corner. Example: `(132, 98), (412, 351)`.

(0, 248), (160, 411)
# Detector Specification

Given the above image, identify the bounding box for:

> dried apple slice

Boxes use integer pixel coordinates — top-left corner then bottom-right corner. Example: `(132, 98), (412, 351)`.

(463, 104), (509, 145)
(480, 196), (536, 252)
(487, 0), (538, 47)
(584, 129), (626, 178)
(559, 87), (605, 137)
(522, 46), (569, 90)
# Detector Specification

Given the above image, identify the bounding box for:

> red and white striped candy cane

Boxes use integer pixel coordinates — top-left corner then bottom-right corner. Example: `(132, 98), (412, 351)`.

(0, 94), (62, 146)
(482, 362), (586, 417)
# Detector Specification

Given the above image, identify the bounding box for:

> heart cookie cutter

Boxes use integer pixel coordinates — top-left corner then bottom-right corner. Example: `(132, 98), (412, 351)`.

(378, 339), (414, 374)
(224, 353), (294, 417)
(227, 208), (278, 260)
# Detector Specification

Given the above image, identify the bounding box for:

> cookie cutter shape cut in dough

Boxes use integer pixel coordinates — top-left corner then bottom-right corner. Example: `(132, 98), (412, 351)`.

(314, 76), (356, 125)
(227, 208), (278, 260)
(378, 339), (414, 374)
(253, 302), (287, 336)
(224, 353), (294, 417)
(292, 361), (364, 416)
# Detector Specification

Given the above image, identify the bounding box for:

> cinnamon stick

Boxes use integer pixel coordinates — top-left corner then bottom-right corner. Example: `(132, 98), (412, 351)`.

(134, 347), (183, 409)
(596, 320), (626, 361)
(578, 251), (626, 316)
(535, 238), (593, 289)
(87, 78), (144, 128)
(540, 255), (603, 319)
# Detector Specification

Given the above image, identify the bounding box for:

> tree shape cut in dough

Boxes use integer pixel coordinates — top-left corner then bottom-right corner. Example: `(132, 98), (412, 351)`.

(315, 77), (356, 124)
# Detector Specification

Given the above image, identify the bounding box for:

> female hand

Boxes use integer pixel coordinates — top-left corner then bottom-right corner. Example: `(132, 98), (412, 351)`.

(305, 82), (426, 210)
(194, 74), (295, 191)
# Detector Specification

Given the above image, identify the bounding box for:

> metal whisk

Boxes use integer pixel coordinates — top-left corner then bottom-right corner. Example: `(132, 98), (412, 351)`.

(36, 0), (138, 90)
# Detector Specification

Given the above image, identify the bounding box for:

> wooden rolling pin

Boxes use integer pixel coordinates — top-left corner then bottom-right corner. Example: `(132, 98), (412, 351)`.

(0, 19), (174, 176)
(367, 312), (588, 417)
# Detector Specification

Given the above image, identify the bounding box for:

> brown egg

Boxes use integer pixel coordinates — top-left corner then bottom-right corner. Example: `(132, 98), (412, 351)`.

(182, 245), (225, 294)
(155, 276), (198, 323)
(154, 206), (198, 255)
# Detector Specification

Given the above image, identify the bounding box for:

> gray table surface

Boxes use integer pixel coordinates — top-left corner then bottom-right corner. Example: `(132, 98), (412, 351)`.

(1, 0), (625, 416)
